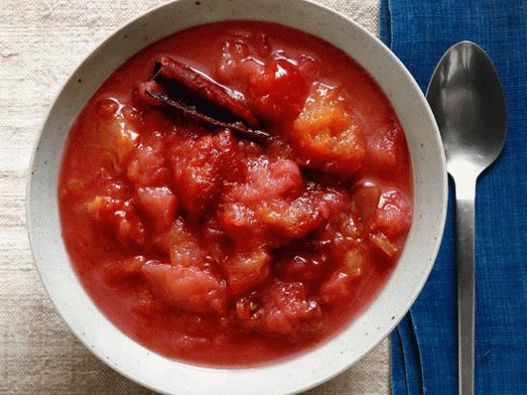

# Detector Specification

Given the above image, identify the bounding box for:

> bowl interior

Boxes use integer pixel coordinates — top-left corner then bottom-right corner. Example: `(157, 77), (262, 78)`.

(27, 0), (447, 394)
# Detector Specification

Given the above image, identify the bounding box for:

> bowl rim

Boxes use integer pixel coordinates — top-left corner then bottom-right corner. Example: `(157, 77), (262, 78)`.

(26, 0), (447, 394)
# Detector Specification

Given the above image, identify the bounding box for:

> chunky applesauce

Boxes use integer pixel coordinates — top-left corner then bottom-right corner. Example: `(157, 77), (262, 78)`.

(59, 21), (412, 366)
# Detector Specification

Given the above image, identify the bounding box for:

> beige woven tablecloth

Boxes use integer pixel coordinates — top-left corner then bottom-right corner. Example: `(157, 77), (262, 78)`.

(0, 0), (388, 393)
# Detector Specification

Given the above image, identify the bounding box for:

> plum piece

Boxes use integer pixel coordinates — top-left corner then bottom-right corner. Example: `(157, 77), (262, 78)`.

(215, 41), (263, 93)
(217, 156), (304, 242)
(102, 255), (146, 285)
(216, 201), (259, 242)
(171, 130), (241, 220)
(227, 158), (303, 204)
(136, 186), (178, 233)
(152, 218), (204, 268)
(255, 187), (347, 239)
(375, 189), (412, 238)
(235, 280), (322, 336)
(342, 249), (365, 277)
(254, 195), (327, 239)
(338, 212), (363, 240)
(319, 271), (354, 305)
(142, 261), (227, 315)
(127, 135), (170, 188)
(319, 247), (366, 305)
(219, 155), (346, 245)
(86, 196), (145, 247)
(353, 181), (381, 230)
(250, 58), (309, 121)
(94, 98), (140, 172)
(292, 83), (366, 177)
(367, 121), (404, 170)
(260, 281), (322, 336)
(369, 231), (398, 258)
(224, 248), (271, 296)
(215, 32), (273, 91)
(274, 253), (329, 282)
(219, 185), (346, 246)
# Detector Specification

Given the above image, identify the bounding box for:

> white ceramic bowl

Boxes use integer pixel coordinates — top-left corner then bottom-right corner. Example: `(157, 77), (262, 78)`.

(27, 0), (447, 394)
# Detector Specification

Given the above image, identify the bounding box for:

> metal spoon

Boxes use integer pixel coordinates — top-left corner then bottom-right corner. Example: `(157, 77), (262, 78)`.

(426, 41), (507, 395)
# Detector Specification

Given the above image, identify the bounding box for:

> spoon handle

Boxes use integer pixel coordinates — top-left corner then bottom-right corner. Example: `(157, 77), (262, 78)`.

(455, 177), (477, 395)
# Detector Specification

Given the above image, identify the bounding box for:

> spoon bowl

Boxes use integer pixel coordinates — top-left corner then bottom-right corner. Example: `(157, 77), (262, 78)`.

(427, 41), (507, 177)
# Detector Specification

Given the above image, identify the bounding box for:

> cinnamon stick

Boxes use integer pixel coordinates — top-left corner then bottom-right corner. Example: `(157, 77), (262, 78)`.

(152, 55), (260, 128)
(144, 89), (271, 141)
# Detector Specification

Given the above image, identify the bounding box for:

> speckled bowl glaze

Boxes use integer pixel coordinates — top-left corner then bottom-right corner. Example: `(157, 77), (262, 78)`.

(27, 0), (447, 393)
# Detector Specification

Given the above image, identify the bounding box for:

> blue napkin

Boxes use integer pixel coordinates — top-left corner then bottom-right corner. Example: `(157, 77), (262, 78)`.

(381, 0), (527, 394)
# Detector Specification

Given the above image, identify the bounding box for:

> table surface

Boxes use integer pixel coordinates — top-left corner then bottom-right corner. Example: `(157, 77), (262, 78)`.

(0, 0), (389, 393)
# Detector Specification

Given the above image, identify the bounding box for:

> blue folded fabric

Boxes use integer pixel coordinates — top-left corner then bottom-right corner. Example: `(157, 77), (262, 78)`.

(381, 0), (527, 394)
(392, 312), (426, 394)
